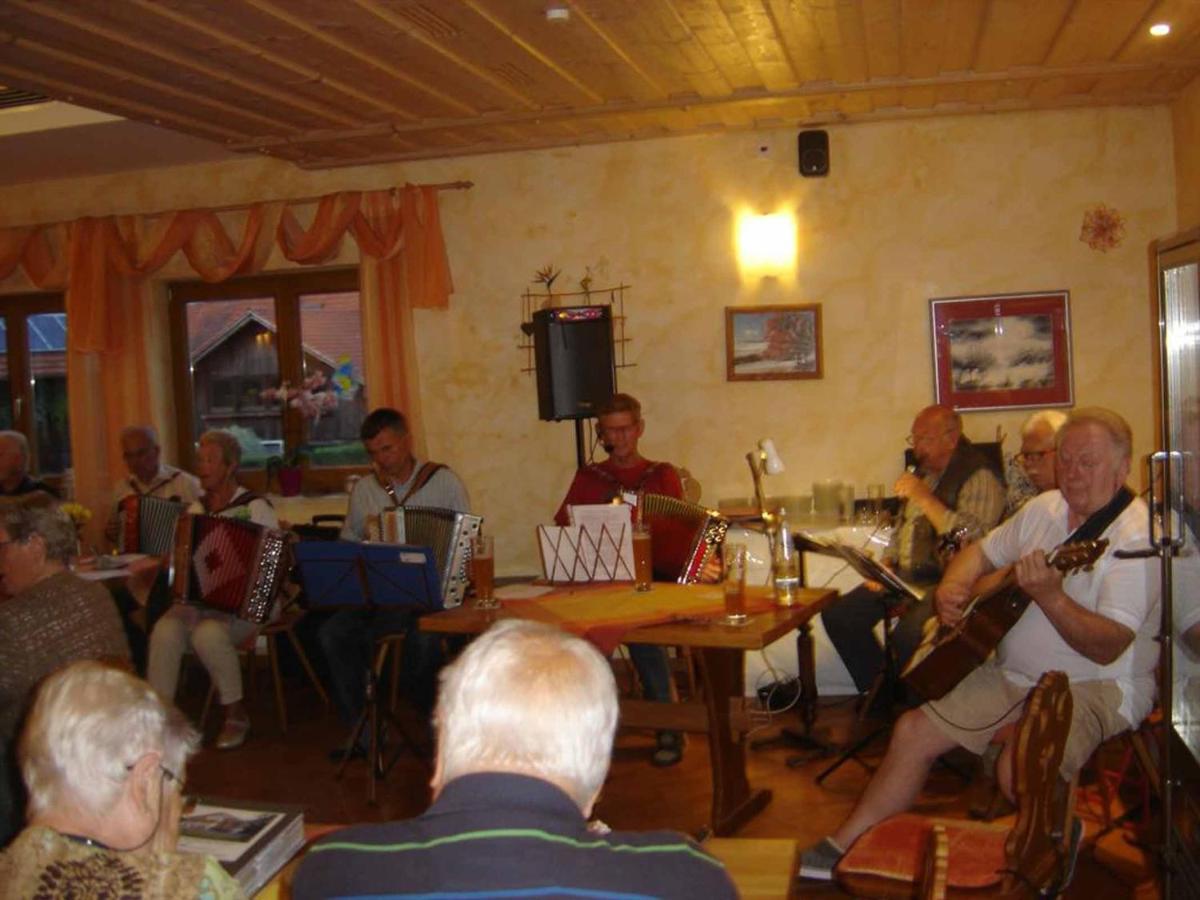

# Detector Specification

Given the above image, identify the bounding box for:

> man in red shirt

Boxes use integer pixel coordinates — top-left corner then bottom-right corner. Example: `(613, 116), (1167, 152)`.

(553, 393), (685, 766)
(554, 394), (683, 525)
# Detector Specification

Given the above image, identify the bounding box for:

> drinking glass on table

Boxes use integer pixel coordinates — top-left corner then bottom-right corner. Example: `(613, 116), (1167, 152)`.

(722, 543), (749, 626)
(631, 523), (653, 592)
(471, 534), (497, 609)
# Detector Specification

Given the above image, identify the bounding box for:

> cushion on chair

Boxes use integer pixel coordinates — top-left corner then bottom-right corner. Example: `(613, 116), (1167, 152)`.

(835, 813), (1009, 897)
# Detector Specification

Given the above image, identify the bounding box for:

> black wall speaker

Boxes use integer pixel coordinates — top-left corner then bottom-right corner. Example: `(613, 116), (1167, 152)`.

(798, 129), (829, 177)
(532, 306), (616, 421)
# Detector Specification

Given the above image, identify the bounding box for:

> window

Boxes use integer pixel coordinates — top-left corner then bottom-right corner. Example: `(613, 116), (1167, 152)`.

(0, 293), (70, 479)
(170, 270), (369, 492)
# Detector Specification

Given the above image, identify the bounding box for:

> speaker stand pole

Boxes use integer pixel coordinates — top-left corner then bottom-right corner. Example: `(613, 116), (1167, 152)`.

(573, 419), (587, 469)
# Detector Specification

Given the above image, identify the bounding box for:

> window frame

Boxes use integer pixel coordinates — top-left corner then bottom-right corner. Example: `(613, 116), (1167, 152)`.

(0, 291), (68, 487)
(168, 268), (364, 495)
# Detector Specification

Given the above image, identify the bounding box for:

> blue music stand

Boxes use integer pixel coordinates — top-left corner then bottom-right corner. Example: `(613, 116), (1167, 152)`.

(293, 541), (442, 613)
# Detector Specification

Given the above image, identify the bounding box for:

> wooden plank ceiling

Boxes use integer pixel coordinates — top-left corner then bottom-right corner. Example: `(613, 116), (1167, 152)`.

(0, 0), (1198, 170)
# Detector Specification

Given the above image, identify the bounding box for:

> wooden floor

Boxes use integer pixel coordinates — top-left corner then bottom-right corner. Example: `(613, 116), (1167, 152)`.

(184, 663), (1161, 898)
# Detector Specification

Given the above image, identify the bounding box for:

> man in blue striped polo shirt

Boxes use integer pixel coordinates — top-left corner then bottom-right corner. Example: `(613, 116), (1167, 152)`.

(294, 619), (736, 899)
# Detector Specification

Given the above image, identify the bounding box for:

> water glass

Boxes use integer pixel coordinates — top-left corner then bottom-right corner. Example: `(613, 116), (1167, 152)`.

(722, 543), (749, 625)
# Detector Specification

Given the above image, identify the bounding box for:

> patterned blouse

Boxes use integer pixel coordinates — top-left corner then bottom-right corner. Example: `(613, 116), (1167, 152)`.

(0, 826), (243, 899)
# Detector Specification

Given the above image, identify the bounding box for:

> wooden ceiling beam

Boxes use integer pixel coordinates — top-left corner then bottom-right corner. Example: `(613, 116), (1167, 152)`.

(0, 28), (285, 136)
(566, 0), (668, 97)
(0, 60), (244, 143)
(6, 0), (363, 128)
(350, 0), (540, 111)
(129, 0), (417, 121)
(463, 0), (605, 104)
(229, 55), (1200, 153)
(243, 0), (476, 116)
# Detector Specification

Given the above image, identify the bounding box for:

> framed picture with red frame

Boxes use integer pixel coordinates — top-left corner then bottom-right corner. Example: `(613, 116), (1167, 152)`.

(929, 290), (1072, 411)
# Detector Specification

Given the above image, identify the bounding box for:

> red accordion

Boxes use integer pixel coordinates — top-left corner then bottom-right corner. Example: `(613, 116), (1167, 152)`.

(170, 513), (289, 624)
(640, 493), (728, 583)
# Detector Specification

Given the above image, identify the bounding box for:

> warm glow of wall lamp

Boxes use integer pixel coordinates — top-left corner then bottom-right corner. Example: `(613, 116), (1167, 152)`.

(736, 210), (797, 276)
(1150, 23), (1171, 37)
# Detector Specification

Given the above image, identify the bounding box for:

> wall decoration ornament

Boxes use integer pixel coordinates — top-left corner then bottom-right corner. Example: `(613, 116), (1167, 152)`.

(930, 290), (1072, 411)
(1079, 203), (1126, 252)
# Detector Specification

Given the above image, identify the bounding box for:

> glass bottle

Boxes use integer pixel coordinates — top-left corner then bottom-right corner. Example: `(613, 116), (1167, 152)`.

(773, 505), (800, 606)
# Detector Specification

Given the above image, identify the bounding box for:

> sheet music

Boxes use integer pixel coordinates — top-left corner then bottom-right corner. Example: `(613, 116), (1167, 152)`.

(796, 530), (923, 601)
(538, 511), (635, 582)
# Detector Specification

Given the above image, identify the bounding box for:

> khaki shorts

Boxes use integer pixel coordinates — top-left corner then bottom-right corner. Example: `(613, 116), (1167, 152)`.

(922, 663), (1131, 778)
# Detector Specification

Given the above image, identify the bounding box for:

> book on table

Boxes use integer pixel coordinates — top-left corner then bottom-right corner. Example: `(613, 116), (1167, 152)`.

(176, 796), (305, 896)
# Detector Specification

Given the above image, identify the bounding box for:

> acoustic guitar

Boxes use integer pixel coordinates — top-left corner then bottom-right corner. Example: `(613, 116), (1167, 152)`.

(902, 539), (1108, 701)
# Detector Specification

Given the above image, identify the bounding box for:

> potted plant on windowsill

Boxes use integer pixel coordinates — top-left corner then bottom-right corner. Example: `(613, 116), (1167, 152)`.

(260, 373), (339, 497)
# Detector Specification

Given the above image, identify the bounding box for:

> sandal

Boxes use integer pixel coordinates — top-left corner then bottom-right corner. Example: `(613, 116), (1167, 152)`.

(651, 731), (683, 767)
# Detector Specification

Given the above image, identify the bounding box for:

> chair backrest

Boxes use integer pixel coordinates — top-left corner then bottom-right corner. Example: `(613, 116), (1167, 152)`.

(1003, 669), (1073, 893)
(639, 493), (727, 583)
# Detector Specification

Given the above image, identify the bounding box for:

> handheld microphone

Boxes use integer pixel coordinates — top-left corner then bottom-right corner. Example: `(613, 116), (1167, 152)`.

(602, 442), (615, 454)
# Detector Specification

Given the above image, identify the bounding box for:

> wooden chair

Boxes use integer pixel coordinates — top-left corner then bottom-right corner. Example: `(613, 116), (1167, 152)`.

(201, 604), (330, 734)
(834, 670), (1075, 899)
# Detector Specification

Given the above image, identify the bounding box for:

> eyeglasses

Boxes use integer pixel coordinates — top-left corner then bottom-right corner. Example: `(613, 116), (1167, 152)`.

(124, 761), (184, 790)
(905, 430), (953, 447)
(1017, 450), (1055, 463)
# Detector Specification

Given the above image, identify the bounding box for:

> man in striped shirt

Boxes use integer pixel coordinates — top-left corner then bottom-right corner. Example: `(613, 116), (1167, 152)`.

(295, 619), (736, 899)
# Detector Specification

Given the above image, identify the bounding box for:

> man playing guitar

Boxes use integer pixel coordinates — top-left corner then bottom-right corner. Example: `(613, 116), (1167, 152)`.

(799, 407), (1159, 882)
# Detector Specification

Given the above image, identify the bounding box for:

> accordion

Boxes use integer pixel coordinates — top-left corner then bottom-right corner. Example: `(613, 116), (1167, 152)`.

(170, 514), (289, 624)
(640, 493), (728, 584)
(119, 494), (187, 556)
(370, 506), (482, 607)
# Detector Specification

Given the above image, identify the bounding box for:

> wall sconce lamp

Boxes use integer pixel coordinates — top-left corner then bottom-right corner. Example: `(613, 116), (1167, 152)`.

(736, 211), (797, 276)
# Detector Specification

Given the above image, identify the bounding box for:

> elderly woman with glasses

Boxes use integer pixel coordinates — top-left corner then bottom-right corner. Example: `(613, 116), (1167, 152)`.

(0, 661), (241, 897)
(0, 491), (130, 846)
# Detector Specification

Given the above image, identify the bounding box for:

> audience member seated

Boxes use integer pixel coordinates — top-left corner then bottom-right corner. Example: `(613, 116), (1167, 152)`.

(554, 392), (690, 766)
(318, 407), (469, 756)
(0, 493), (130, 847)
(147, 429), (278, 751)
(0, 661), (241, 898)
(1004, 409), (1068, 518)
(821, 404), (1006, 704)
(294, 619), (737, 899)
(799, 408), (1158, 882)
(0, 431), (57, 498)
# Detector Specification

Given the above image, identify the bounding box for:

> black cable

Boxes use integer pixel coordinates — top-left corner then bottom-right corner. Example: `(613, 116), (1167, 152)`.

(923, 690), (1028, 732)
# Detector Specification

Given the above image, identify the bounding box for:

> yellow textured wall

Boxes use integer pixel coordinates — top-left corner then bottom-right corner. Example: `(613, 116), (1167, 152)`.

(1173, 75), (1200, 230)
(0, 106), (1173, 575)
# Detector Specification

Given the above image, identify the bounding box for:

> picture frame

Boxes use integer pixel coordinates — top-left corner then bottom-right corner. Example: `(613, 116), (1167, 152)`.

(725, 304), (823, 382)
(929, 290), (1072, 411)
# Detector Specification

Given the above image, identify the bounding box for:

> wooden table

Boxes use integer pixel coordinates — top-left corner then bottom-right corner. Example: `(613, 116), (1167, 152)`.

(420, 582), (836, 836)
(706, 837), (799, 899)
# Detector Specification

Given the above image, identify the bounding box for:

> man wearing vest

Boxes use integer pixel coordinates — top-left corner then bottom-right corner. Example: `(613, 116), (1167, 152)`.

(318, 408), (470, 756)
(800, 407), (1158, 881)
(822, 404), (1006, 698)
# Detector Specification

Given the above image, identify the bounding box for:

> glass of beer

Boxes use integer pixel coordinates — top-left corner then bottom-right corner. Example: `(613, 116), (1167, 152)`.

(471, 534), (496, 609)
(632, 523), (653, 592)
(722, 543), (749, 625)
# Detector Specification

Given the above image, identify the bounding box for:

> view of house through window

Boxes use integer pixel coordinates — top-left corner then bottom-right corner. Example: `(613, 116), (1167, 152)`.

(172, 270), (368, 485)
(0, 296), (70, 478)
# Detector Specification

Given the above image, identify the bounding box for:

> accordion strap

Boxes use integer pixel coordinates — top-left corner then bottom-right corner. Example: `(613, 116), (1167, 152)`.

(206, 489), (269, 515)
(585, 460), (672, 501)
(376, 461), (447, 508)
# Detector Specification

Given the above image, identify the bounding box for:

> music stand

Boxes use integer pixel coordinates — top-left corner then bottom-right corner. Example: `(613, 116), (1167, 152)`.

(293, 541), (442, 803)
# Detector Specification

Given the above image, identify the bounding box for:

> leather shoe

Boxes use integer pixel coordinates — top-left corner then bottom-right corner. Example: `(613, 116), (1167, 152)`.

(215, 715), (250, 750)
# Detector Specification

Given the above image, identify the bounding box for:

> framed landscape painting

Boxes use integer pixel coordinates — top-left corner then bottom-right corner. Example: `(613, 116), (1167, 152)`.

(930, 290), (1072, 411)
(725, 304), (823, 382)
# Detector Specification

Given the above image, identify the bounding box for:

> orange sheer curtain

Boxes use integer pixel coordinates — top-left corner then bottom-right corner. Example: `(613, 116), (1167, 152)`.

(0, 185), (452, 544)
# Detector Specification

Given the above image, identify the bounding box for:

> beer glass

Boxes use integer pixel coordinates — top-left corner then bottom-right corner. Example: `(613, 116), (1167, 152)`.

(632, 523), (653, 592)
(471, 534), (496, 609)
(722, 543), (749, 625)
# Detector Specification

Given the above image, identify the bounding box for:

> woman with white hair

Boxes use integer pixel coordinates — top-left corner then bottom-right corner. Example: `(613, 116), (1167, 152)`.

(0, 492), (130, 845)
(148, 430), (278, 751)
(0, 661), (241, 897)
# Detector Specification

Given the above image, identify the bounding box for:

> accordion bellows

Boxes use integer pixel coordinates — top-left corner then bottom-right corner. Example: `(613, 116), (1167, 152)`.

(371, 506), (482, 608)
(171, 514), (289, 624)
(639, 493), (728, 584)
(120, 495), (187, 556)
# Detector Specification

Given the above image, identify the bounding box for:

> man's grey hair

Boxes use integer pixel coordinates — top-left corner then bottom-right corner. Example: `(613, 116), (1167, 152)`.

(20, 661), (199, 818)
(0, 491), (76, 565)
(0, 430), (29, 470)
(434, 620), (618, 810)
(1020, 410), (1068, 440)
(198, 429), (241, 467)
(1059, 407), (1133, 461)
(120, 425), (159, 448)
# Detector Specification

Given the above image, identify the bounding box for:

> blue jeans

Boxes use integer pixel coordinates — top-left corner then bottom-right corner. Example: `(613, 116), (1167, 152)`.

(627, 643), (672, 703)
